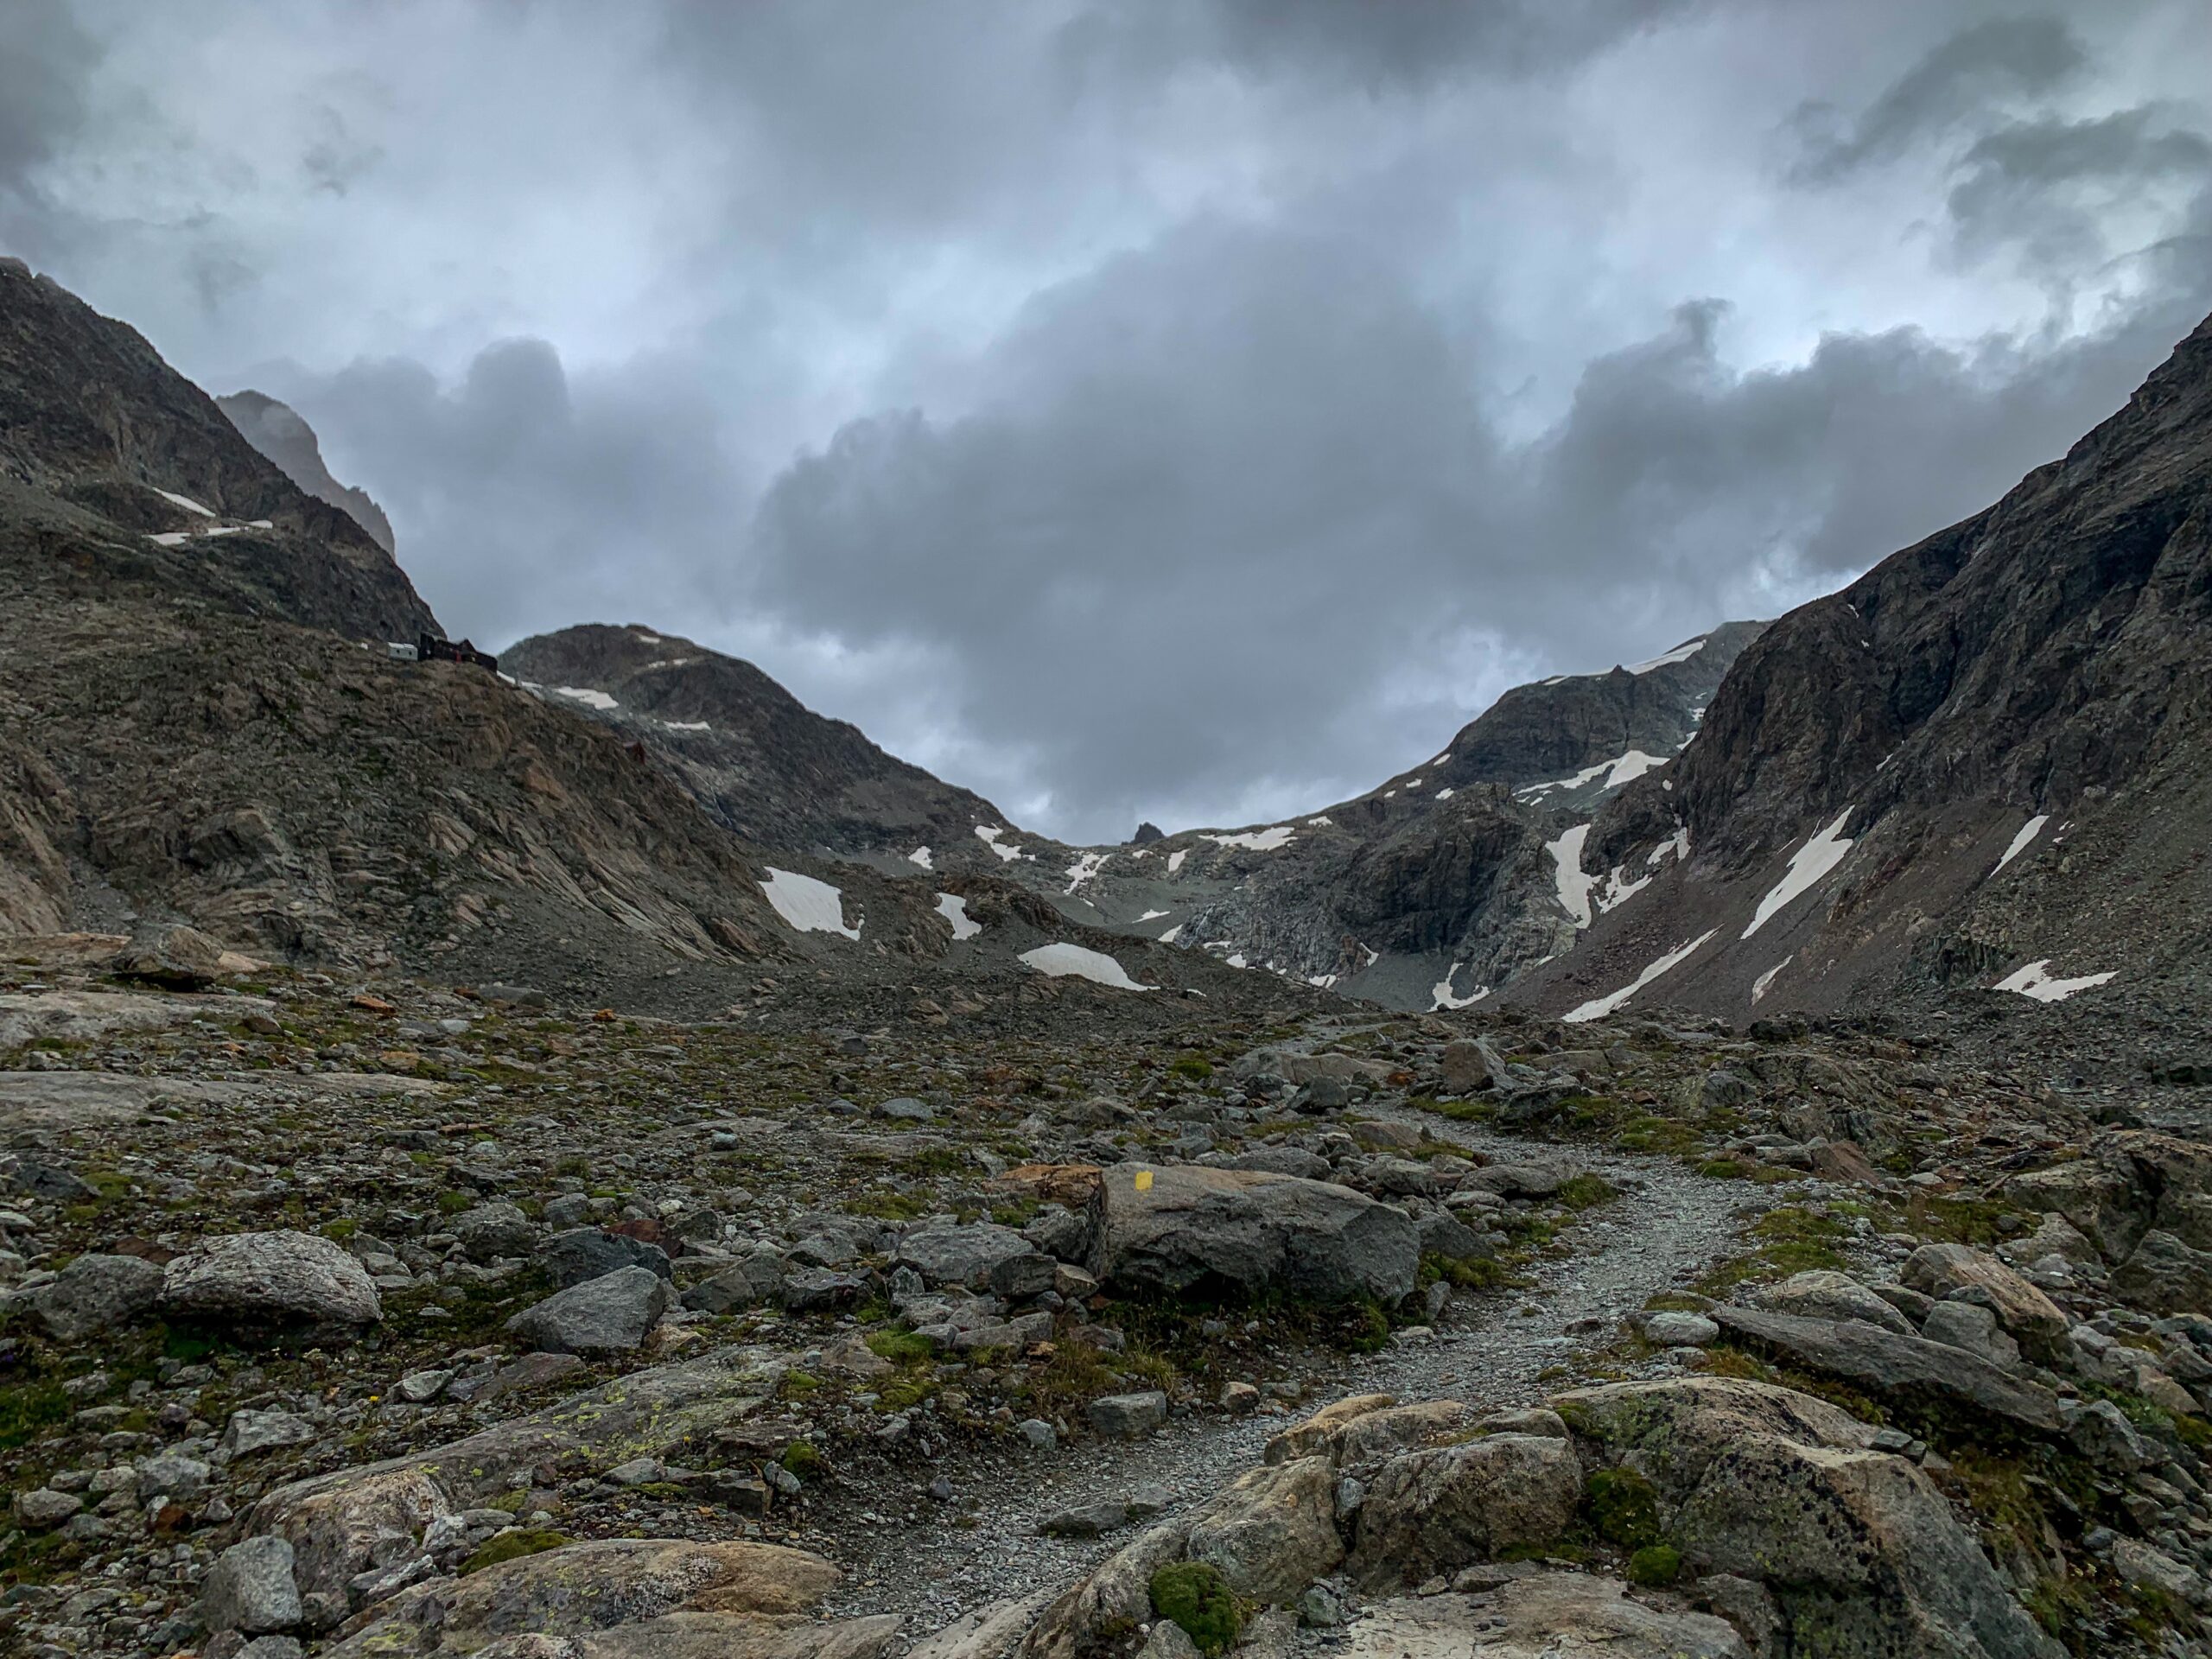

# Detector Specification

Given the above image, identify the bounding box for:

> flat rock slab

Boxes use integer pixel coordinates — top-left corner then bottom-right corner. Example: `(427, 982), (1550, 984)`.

(1344, 1574), (1748, 1658)
(254, 1344), (790, 1601)
(1709, 1306), (2061, 1433)
(0, 989), (276, 1049)
(0, 1068), (449, 1130)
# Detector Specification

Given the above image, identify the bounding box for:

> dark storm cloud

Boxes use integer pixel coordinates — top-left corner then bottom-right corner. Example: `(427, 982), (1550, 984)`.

(7, 0), (2211, 839)
(256, 338), (750, 647)
(749, 224), (2212, 838)
(1946, 109), (2212, 276)
(1063, 0), (1699, 88)
(1787, 15), (2087, 185)
(0, 5), (101, 257)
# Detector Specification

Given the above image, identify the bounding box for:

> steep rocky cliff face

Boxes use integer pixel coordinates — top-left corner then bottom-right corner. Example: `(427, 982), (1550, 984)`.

(217, 389), (397, 555)
(1510, 309), (2212, 1025)
(0, 257), (434, 643)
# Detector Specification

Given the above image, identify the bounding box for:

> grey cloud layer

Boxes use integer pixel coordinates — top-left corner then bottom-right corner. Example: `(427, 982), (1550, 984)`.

(5, 0), (2211, 841)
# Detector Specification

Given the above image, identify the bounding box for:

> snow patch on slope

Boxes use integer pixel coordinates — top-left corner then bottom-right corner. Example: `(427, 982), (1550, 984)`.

(760, 868), (860, 939)
(553, 686), (619, 712)
(1205, 825), (1295, 853)
(975, 824), (1024, 862)
(1065, 851), (1110, 893)
(1625, 636), (1706, 674)
(1020, 943), (1148, 990)
(1515, 750), (1665, 800)
(1432, 964), (1490, 1010)
(935, 893), (981, 940)
(1993, 960), (2116, 1002)
(1994, 815), (2050, 874)
(1743, 809), (1854, 938)
(156, 489), (215, 517)
(1565, 930), (1719, 1023)
(1548, 824), (1597, 927)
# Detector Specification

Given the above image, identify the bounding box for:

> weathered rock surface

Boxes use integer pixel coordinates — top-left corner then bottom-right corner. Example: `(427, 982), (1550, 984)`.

(1343, 1574), (1749, 1659)
(162, 1230), (382, 1339)
(1708, 1306), (2062, 1432)
(1084, 1162), (1419, 1303)
(1348, 1433), (1582, 1588)
(505, 1265), (671, 1354)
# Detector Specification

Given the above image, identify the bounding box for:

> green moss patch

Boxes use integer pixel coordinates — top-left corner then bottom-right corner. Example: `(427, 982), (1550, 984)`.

(1149, 1561), (1242, 1655)
(460, 1529), (569, 1575)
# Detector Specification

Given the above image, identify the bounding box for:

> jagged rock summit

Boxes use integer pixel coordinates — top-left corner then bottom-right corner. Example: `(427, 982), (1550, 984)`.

(217, 390), (397, 556)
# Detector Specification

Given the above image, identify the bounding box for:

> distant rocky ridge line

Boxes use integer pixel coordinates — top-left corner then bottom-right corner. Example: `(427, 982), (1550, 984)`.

(217, 390), (397, 556)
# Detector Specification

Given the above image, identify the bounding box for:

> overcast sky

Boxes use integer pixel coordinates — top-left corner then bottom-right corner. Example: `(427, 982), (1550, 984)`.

(5, 0), (2209, 842)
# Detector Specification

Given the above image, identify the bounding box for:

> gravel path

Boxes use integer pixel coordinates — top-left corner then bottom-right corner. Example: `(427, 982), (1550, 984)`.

(820, 1109), (1772, 1633)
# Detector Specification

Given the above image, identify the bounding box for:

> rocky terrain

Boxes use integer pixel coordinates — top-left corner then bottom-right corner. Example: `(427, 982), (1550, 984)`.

(499, 613), (1762, 1014)
(6, 257), (2212, 1659)
(1510, 311), (2212, 1031)
(5, 944), (2212, 1659)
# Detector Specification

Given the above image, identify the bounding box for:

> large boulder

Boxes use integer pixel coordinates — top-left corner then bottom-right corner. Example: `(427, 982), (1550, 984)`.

(539, 1226), (673, 1288)
(1707, 1306), (2062, 1433)
(1347, 1433), (1582, 1588)
(26, 1250), (167, 1341)
(1015, 1520), (1195, 1659)
(505, 1266), (670, 1354)
(899, 1223), (1054, 1297)
(1750, 1269), (1913, 1336)
(319, 1536), (862, 1657)
(2110, 1229), (2212, 1314)
(200, 1535), (302, 1636)
(162, 1230), (380, 1340)
(254, 1346), (791, 1603)
(1675, 1437), (2060, 1658)
(1343, 1574), (1748, 1659)
(1560, 1378), (2060, 1659)
(1899, 1244), (2069, 1358)
(452, 1202), (536, 1262)
(1268, 1397), (1473, 1469)
(1184, 1455), (1344, 1603)
(1084, 1162), (1419, 1304)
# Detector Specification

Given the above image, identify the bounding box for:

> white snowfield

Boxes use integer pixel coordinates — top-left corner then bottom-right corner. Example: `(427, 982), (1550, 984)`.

(1751, 957), (1792, 1005)
(1548, 824), (1598, 927)
(1135, 908), (1169, 922)
(1020, 942), (1148, 990)
(1432, 964), (1490, 1010)
(1994, 815), (2050, 874)
(1624, 635), (1707, 674)
(907, 846), (933, 870)
(1064, 851), (1110, 893)
(156, 489), (214, 517)
(758, 868), (860, 940)
(553, 686), (619, 712)
(1515, 749), (1665, 799)
(1204, 825), (1295, 853)
(1743, 808), (1854, 938)
(663, 719), (711, 732)
(1167, 849), (1190, 873)
(1993, 960), (2116, 1002)
(1158, 924), (1183, 943)
(1566, 930), (1719, 1023)
(935, 893), (981, 940)
(974, 824), (1023, 862)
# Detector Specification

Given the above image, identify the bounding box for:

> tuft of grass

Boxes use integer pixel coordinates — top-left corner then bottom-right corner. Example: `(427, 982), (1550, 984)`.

(1149, 1561), (1242, 1656)
(1625, 1544), (1681, 1586)
(1584, 1468), (1660, 1549)
(1167, 1054), (1214, 1082)
(1555, 1174), (1619, 1211)
(865, 1328), (936, 1364)
(460, 1529), (568, 1576)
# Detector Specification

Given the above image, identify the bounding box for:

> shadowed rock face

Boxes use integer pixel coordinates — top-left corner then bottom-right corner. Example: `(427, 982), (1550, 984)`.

(500, 623), (1014, 857)
(1509, 308), (2212, 1022)
(0, 257), (435, 644)
(218, 390), (397, 556)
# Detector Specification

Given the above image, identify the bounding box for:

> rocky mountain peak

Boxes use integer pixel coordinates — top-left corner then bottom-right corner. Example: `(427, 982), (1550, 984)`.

(217, 389), (397, 555)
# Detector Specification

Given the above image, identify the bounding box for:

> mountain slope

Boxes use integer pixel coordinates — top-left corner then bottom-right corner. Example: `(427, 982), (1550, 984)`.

(1510, 308), (2212, 1025)
(0, 257), (433, 643)
(947, 620), (1764, 1008)
(499, 624), (1017, 857)
(218, 388), (397, 554)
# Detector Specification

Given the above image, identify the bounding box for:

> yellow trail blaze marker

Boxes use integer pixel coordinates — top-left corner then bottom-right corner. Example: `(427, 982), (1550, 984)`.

(1134, 1170), (1154, 1192)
